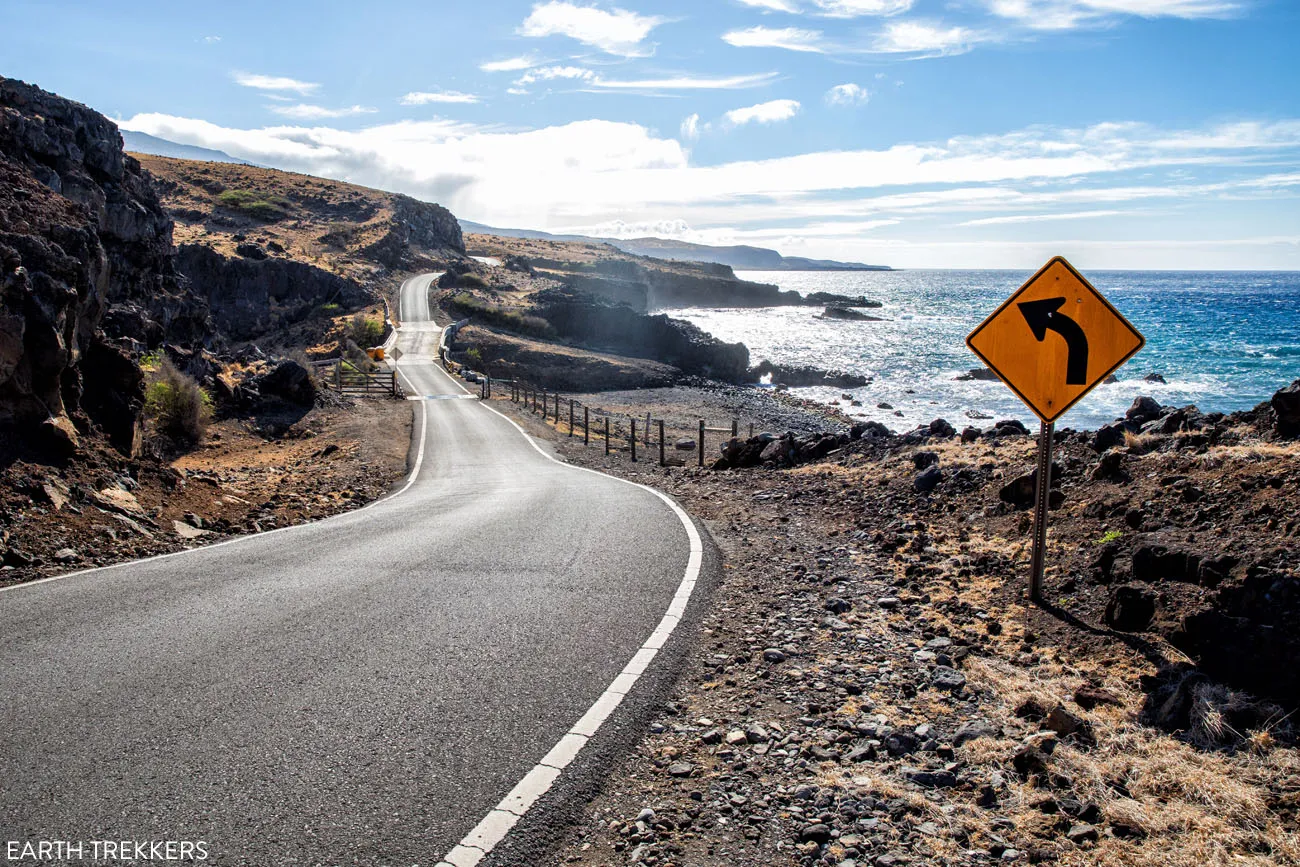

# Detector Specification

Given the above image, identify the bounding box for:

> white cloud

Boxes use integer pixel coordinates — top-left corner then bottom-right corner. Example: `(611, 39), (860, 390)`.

(826, 83), (869, 106)
(958, 209), (1123, 226)
(722, 26), (827, 52)
(724, 98), (801, 125)
(514, 65), (597, 87)
(401, 90), (480, 105)
(116, 112), (1300, 268)
(591, 72), (780, 90)
(681, 113), (701, 141)
(232, 72), (319, 95)
(813, 0), (915, 16)
(513, 67), (779, 92)
(986, 0), (1240, 30)
(267, 104), (377, 119)
(202, 35), (221, 44)
(479, 55), (537, 72)
(519, 1), (664, 57)
(737, 0), (801, 10)
(871, 20), (980, 56)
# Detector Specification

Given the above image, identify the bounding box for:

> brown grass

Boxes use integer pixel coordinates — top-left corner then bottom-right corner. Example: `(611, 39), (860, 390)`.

(962, 656), (1300, 866)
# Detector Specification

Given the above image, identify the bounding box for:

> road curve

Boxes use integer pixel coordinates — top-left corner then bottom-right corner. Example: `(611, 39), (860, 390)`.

(0, 273), (707, 866)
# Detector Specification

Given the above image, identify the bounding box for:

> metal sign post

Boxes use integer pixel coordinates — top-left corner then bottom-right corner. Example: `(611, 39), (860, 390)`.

(1029, 421), (1054, 602)
(966, 256), (1145, 605)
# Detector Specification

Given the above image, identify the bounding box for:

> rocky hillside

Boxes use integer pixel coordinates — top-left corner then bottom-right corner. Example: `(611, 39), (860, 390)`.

(136, 154), (463, 294)
(465, 233), (875, 312)
(0, 77), (209, 455)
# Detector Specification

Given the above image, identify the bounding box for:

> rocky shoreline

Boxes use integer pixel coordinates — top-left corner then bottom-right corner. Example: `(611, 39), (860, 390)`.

(484, 376), (1300, 867)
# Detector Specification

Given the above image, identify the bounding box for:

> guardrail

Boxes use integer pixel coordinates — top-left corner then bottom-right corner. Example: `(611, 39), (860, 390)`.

(310, 358), (402, 397)
(477, 378), (751, 468)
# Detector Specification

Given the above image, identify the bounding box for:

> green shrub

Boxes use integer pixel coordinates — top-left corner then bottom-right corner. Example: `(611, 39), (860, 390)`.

(316, 302), (343, 318)
(216, 189), (287, 221)
(457, 272), (487, 289)
(346, 313), (385, 348)
(143, 358), (211, 443)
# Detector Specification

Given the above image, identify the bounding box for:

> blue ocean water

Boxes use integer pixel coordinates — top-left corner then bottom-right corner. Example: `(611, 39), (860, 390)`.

(661, 270), (1300, 433)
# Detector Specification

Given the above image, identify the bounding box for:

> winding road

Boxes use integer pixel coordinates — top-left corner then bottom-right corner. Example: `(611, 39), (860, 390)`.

(1, 273), (708, 866)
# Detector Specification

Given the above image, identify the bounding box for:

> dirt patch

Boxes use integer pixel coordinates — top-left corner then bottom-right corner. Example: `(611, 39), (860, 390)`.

(1, 398), (412, 587)
(482, 386), (1300, 867)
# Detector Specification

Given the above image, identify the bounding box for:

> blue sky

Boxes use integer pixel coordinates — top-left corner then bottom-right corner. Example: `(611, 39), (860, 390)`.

(6, 0), (1300, 268)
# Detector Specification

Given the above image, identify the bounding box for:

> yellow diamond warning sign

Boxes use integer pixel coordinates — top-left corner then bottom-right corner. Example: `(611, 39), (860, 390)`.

(966, 256), (1145, 423)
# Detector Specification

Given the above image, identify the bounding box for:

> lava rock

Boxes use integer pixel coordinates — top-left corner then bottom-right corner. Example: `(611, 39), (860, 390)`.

(1104, 584), (1156, 631)
(914, 466), (943, 494)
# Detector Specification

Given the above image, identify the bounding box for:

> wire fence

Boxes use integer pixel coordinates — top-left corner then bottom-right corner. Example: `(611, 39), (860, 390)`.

(472, 375), (754, 468)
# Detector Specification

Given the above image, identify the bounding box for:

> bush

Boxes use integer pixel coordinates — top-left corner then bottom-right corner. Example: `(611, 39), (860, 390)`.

(457, 272), (487, 289)
(143, 358), (212, 443)
(315, 302), (342, 318)
(216, 189), (288, 221)
(346, 313), (385, 348)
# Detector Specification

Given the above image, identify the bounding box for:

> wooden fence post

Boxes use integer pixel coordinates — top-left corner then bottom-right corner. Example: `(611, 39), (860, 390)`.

(604, 417), (610, 455)
(732, 418), (738, 438)
(644, 412), (651, 445)
(584, 407), (590, 445)
(659, 419), (665, 467)
(698, 418), (705, 467)
(569, 400), (575, 437)
(554, 392), (560, 420)
(630, 419), (637, 462)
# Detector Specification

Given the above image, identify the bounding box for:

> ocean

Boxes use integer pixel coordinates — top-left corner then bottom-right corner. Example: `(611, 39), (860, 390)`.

(661, 269), (1300, 433)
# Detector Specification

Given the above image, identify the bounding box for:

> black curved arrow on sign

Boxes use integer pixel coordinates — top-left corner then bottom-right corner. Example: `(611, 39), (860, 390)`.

(1018, 297), (1089, 385)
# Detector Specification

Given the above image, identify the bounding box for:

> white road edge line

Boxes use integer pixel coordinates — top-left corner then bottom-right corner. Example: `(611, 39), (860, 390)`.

(434, 399), (704, 867)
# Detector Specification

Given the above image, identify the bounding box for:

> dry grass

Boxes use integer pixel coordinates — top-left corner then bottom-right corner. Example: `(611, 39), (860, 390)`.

(1124, 431), (1161, 455)
(961, 656), (1300, 866)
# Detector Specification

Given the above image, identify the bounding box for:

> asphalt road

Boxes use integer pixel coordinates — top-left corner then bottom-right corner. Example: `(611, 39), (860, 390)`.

(1, 273), (707, 866)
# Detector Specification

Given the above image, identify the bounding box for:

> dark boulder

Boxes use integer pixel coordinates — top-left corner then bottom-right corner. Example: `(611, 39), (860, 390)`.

(1104, 585), (1156, 631)
(914, 465), (943, 494)
(1273, 378), (1300, 437)
(954, 367), (999, 382)
(1126, 396), (1164, 425)
(250, 359), (317, 406)
(929, 418), (956, 438)
(993, 418), (1029, 436)
(1092, 422), (1126, 452)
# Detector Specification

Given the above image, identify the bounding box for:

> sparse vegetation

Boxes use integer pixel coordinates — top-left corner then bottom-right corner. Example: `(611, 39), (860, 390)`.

(346, 313), (385, 348)
(315, 302), (342, 318)
(216, 189), (288, 221)
(142, 356), (211, 443)
(1097, 529), (1125, 544)
(448, 292), (553, 338)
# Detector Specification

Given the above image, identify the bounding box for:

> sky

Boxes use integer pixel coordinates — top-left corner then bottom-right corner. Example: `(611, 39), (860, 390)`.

(6, 0), (1300, 269)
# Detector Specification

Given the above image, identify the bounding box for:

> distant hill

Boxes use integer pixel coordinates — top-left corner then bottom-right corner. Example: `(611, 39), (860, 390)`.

(121, 130), (256, 165)
(459, 220), (891, 272)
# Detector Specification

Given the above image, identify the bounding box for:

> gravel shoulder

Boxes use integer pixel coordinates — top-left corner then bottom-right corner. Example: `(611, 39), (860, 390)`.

(1, 397), (413, 587)
(483, 383), (1300, 867)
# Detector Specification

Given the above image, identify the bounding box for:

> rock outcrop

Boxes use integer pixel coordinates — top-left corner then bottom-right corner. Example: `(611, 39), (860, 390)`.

(361, 194), (464, 269)
(532, 287), (750, 382)
(0, 77), (211, 453)
(175, 244), (369, 341)
(1, 77), (211, 350)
